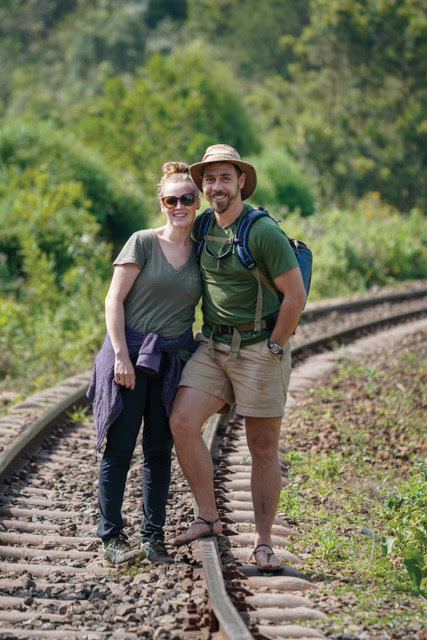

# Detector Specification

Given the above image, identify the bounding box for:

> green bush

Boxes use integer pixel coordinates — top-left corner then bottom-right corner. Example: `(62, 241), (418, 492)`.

(282, 195), (427, 300)
(250, 148), (315, 216)
(76, 40), (261, 205)
(0, 162), (112, 390)
(0, 119), (148, 249)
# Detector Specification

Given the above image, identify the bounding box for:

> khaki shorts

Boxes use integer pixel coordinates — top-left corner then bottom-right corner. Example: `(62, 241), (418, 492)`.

(179, 333), (292, 417)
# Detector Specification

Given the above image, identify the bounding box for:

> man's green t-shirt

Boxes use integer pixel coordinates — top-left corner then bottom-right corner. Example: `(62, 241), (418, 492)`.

(195, 205), (298, 346)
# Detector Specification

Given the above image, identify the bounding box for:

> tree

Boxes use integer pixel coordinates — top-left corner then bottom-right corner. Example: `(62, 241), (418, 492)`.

(0, 120), (148, 249)
(76, 41), (261, 202)
(247, 0), (427, 210)
(186, 0), (310, 78)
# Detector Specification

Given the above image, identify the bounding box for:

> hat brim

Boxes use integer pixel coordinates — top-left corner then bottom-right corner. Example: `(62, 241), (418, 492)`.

(190, 159), (257, 200)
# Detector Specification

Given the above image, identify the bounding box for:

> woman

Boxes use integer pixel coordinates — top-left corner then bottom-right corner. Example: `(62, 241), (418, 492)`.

(87, 162), (201, 565)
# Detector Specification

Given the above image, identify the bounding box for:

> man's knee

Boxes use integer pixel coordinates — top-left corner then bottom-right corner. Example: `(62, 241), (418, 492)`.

(169, 389), (198, 440)
(170, 386), (224, 440)
(245, 417), (281, 466)
(169, 406), (190, 439)
(249, 441), (279, 467)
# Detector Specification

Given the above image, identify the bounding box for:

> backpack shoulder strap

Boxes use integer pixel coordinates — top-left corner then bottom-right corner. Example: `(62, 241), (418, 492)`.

(235, 207), (280, 332)
(195, 208), (214, 257)
(235, 207), (271, 269)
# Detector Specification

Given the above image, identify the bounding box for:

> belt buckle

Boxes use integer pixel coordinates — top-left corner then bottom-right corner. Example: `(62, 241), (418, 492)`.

(218, 325), (233, 335)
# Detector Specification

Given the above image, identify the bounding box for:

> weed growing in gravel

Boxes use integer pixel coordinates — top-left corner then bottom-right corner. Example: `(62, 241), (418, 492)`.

(66, 405), (90, 423)
(279, 332), (427, 638)
(121, 560), (148, 577)
(381, 465), (427, 596)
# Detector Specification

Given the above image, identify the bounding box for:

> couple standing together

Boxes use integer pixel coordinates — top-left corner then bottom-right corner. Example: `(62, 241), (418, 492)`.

(87, 144), (307, 572)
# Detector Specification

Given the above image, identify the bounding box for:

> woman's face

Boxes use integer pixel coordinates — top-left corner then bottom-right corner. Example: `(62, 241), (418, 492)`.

(160, 181), (200, 229)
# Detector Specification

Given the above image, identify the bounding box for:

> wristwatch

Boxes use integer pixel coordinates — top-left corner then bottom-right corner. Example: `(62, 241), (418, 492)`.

(267, 340), (284, 356)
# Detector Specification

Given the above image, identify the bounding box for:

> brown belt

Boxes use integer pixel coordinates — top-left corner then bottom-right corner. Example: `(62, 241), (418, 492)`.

(204, 313), (276, 335)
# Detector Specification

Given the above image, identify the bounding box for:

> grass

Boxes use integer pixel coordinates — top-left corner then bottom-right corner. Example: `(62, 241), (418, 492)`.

(279, 329), (427, 639)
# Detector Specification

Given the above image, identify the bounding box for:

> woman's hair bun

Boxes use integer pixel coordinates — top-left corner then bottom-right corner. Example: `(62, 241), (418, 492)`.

(161, 161), (190, 180)
(158, 161), (197, 197)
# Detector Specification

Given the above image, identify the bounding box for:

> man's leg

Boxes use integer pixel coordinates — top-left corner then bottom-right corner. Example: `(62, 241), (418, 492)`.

(245, 415), (283, 570)
(170, 386), (225, 544)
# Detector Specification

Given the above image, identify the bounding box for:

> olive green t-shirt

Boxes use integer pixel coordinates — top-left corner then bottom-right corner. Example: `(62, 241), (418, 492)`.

(114, 229), (202, 340)
(195, 205), (298, 345)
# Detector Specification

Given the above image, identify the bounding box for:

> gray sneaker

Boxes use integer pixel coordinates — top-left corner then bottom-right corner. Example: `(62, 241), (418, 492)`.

(102, 534), (136, 565)
(140, 539), (174, 564)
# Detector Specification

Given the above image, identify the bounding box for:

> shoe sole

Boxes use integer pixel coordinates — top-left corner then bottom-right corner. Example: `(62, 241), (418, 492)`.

(102, 550), (144, 567)
(139, 551), (174, 564)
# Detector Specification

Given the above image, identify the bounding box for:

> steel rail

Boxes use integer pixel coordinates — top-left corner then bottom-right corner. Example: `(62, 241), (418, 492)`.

(198, 415), (254, 639)
(0, 384), (88, 481)
(301, 285), (427, 320)
(294, 306), (427, 356)
(187, 303), (427, 638)
(1, 292), (426, 637)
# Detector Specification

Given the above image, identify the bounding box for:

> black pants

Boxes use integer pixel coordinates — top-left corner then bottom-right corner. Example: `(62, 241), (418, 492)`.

(97, 366), (173, 541)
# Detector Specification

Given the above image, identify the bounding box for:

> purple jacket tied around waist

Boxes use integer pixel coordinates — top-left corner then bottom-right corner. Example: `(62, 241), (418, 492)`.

(87, 325), (196, 450)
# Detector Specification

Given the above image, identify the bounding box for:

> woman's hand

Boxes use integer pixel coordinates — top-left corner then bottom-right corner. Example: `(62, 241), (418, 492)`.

(114, 354), (136, 390)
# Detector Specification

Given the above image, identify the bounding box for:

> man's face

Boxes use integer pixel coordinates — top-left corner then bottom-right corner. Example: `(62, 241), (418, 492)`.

(202, 162), (246, 214)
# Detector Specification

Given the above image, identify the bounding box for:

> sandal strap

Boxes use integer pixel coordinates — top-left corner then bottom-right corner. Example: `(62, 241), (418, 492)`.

(251, 543), (274, 560)
(195, 516), (220, 533)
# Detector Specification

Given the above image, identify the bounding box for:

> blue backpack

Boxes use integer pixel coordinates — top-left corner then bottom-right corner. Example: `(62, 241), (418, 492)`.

(196, 206), (312, 332)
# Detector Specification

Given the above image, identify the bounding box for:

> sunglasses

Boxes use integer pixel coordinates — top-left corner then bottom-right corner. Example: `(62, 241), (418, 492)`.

(161, 193), (196, 209)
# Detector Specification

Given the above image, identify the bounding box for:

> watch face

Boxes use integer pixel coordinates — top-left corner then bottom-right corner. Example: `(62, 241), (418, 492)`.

(268, 341), (282, 355)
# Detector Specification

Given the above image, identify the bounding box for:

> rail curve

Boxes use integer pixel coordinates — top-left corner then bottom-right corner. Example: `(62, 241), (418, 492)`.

(0, 286), (426, 638)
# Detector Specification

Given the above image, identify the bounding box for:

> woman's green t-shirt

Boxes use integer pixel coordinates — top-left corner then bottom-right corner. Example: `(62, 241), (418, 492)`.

(114, 229), (202, 340)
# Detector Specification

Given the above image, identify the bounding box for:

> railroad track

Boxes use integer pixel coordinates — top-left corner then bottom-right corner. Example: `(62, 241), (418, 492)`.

(0, 286), (426, 639)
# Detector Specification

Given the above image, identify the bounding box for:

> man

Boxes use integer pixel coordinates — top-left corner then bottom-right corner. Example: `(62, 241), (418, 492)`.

(170, 144), (306, 571)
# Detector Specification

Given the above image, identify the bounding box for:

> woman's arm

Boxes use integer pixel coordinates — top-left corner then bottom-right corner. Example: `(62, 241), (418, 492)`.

(105, 263), (140, 389)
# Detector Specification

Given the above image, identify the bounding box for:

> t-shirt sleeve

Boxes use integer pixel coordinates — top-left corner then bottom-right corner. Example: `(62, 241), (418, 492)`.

(113, 231), (149, 270)
(249, 216), (298, 280)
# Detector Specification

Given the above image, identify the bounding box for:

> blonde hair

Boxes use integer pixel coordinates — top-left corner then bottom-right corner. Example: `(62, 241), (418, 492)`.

(158, 161), (198, 198)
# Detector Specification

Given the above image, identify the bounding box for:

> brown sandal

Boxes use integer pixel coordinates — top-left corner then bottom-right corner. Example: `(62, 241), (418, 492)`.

(174, 516), (221, 546)
(250, 543), (283, 573)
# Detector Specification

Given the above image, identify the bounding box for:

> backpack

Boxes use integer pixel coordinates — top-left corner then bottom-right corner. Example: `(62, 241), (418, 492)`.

(195, 206), (312, 331)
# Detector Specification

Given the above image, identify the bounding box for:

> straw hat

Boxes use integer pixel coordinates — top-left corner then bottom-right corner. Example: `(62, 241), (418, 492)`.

(190, 144), (257, 200)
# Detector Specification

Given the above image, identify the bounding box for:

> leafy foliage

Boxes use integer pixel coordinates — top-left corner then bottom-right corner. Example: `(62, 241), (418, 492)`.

(251, 149), (315, 216)
(247, 0), (427, 210)
(0, 163), (111, 388)
(186, 0), (310, 78)
(382, 468), (427, 596)
(75, 41), (261, 203)
(0, 119), (147, 389)
(2, 0), (426, 212)
(0, 0), (425, 390)
(282, 194), (427, 299)
(0, 120), (148, 250)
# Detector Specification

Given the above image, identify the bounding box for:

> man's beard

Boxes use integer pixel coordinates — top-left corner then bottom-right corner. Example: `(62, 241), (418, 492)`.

(210, 189), (238, 214)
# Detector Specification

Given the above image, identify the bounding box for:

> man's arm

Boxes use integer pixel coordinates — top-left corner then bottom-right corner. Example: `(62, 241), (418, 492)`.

(269, 266), (306, 347)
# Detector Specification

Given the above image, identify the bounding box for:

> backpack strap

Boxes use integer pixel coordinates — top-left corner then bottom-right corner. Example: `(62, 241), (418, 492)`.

(235, 207), (270, 269)
(195, 208), (215, 258)
(235, 207), (281, 331)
